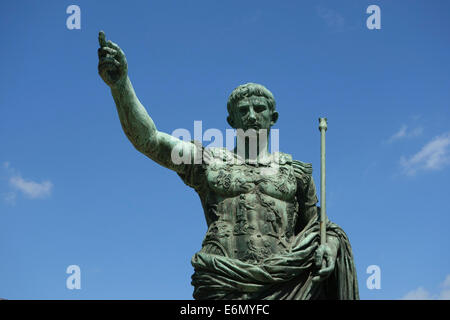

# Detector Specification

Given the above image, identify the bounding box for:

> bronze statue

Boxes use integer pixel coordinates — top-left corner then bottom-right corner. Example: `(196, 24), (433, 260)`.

(97, 31), (359, 300)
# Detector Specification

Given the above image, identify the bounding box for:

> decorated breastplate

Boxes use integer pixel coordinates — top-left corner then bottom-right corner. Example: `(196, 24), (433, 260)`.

(200, 148), (300, 262)
(204, 148), (297, 199)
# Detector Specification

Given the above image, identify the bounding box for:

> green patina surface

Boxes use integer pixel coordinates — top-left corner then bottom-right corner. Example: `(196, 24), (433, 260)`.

(98, 31), (359, 300)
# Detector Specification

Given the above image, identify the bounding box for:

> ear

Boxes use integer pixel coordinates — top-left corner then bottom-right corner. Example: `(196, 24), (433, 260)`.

(271, 111), (279, 126)
(227, 115), (235, 128)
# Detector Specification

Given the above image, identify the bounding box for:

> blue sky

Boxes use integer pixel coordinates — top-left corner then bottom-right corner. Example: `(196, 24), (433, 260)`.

(1, 0), (449, 300)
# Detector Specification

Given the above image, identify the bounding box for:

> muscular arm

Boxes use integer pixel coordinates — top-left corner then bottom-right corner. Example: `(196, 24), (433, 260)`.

(110, 76), (195, 171)
(294, 172), (319, 233)
(98, 31), (196, 172)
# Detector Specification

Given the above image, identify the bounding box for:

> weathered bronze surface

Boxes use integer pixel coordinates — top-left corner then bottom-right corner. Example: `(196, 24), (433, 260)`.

(98, 31), (359, 300)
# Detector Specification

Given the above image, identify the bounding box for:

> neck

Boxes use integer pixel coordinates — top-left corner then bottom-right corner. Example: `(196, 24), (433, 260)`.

(233, 130), (271, 162)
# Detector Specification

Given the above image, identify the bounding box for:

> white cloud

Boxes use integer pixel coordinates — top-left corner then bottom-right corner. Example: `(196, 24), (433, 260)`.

(387, 124), (423, 143)
(402, 274), (450, 300)
(9, 176), (53, 199)
(1, 162), (54, 202)
(390, 125), (407, 141)
(439, 275), (450, 300)
(400, 132), (450, 175)
(402, 287), (432, 300)
(442, 274), (450, 288)
(440, 290), (450, 300)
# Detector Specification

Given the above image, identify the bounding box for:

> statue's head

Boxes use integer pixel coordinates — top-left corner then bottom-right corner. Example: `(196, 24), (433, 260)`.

(227, 83), (279, 131)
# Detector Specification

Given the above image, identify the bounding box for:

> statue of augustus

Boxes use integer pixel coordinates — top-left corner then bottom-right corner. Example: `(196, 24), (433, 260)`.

(97, 31), (359, 300)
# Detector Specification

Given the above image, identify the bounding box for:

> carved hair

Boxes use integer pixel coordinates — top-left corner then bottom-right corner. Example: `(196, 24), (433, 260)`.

(227, 83), (276, 115)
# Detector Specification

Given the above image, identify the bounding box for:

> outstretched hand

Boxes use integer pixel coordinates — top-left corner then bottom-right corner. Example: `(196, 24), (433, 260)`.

(98, 31), (128, 87)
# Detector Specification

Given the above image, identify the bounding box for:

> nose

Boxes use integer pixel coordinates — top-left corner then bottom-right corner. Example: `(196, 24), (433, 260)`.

(248, 107), (256, 123)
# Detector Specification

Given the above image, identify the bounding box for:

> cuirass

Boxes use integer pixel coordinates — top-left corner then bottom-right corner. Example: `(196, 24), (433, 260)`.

(199, 149), (300, 263)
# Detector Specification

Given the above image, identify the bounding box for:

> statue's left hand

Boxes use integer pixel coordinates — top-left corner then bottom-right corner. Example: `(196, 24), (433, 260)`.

(312, 236), (339, 282)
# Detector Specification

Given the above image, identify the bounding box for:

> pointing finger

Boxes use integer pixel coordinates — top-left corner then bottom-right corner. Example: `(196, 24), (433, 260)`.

(98, 31), (107, 47)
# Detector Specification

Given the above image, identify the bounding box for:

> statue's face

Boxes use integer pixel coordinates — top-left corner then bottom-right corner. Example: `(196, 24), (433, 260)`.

(228, 95), (278, 131)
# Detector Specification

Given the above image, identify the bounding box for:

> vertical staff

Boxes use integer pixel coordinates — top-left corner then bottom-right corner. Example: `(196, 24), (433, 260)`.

(318, 118), (328, 246)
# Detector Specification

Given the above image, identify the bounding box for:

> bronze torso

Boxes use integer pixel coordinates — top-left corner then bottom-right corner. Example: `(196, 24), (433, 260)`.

(180, 147), (305, 264)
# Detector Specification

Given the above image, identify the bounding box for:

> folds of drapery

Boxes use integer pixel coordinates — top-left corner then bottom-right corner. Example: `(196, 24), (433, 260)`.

(191, 218), (359, 300)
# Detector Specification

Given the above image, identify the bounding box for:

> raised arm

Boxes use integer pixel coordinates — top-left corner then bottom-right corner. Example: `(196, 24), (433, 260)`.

(97, 31), (196, 172)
